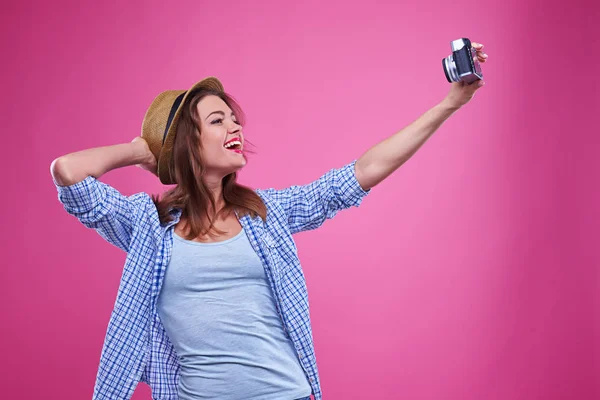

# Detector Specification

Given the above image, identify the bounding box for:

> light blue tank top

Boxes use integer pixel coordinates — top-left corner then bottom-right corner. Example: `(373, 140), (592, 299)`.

(157, 228), (312, 400)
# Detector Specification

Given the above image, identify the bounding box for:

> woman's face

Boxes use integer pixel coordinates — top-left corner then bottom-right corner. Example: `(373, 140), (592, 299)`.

(196, 95), (246, 177)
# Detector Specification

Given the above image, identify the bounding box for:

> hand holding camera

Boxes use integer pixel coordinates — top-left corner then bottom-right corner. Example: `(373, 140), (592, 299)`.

(441, 38), (488, 110)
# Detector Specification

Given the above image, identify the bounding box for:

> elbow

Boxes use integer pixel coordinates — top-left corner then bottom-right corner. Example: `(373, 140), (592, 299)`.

(354, 160), (376, 191)
(50, 156), (74, 186)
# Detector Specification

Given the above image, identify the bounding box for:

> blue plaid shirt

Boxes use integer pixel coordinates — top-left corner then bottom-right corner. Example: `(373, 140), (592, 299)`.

(56, 160), (369, 400)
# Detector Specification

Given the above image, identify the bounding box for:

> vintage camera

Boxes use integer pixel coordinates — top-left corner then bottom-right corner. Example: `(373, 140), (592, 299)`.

(442, 38), (483, 84)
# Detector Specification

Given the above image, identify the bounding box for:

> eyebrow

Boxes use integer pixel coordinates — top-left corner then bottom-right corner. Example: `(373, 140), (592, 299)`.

(205, 111), (236, 121)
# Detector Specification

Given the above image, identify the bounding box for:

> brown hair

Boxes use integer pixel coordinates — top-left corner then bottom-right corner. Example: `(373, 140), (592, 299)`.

(152, 89), (267, 239)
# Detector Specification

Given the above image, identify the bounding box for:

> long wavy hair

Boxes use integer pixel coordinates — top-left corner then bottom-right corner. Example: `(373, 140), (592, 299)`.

(152, 88), (267, 239)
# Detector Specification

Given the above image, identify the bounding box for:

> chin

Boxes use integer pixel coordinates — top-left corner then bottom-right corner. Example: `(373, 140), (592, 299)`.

(236, 156), (247, 168)
(230, 159), (247, 173)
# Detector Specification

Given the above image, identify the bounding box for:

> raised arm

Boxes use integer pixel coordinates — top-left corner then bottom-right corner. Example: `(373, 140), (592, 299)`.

(50, 137), (158, 252)
(51, 137), (157, 186)
(355, 42), (488, 191)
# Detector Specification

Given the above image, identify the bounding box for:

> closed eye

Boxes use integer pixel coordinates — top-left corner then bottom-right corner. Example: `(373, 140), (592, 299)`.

(211, 118), (241, 126)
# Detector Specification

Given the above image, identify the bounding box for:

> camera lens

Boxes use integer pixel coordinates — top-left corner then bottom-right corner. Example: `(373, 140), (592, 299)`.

(443, 55), (460, 82)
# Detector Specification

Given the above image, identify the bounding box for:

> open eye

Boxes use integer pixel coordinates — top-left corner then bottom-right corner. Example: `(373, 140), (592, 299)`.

(211, 118), (223, 125)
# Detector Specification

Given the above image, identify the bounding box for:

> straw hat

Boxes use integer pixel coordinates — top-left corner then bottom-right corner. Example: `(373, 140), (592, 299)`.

(141, 77), (224, 184)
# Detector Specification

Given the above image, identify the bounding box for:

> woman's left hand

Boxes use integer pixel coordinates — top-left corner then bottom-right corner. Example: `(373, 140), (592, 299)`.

(442, 41), (488, 110)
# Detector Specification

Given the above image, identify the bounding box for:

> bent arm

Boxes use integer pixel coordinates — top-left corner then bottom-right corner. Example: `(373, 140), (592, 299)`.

(51, 139), (152, 186)
(50, 139), (156, 252)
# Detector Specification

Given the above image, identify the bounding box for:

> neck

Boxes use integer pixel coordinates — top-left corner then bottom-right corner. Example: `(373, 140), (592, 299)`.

(202, 172), (226, 214)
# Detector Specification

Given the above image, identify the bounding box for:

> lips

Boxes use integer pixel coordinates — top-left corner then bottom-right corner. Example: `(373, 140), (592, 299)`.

(224, 137), (241, 147)
(223, 137), (243, 153)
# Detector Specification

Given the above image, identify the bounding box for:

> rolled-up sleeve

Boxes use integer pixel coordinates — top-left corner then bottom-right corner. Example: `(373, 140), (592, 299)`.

(55, 176), (149, 252)
(260, 160), (370, 234)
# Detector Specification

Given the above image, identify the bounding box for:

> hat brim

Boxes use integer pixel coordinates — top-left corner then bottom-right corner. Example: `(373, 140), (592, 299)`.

(157, 77), (224, 184)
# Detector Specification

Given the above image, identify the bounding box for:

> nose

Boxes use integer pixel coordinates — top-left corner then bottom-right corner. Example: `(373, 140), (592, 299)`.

(227, 119), (241, 134)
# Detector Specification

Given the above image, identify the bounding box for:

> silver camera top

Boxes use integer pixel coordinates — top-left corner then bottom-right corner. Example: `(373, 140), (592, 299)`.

(450, 38), (469, 52)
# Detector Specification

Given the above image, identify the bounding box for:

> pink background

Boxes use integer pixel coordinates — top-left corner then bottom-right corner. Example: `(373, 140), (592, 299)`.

(2, 0), (598, 398)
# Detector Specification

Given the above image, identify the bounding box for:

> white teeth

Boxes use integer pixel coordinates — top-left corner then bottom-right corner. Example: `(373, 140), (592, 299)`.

(224, 140), (241, 149)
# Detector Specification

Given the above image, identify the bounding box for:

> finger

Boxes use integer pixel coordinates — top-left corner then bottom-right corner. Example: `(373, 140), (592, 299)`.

(466, 79), (484, 88)
(472, 42), (484, 49)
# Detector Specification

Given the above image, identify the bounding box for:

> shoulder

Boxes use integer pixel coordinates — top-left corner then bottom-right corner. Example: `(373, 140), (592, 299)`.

(254, 188), (288, 221)
(255, 188), (285, 210)
(126, 191), (156, 210)
(120, 190), (168, 234)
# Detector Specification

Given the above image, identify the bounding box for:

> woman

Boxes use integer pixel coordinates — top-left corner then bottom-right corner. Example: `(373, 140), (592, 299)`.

(51, 43), (488, 400)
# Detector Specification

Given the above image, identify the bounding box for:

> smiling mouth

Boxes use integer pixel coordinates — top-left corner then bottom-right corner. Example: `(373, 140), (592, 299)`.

(224, 139), (243, 153)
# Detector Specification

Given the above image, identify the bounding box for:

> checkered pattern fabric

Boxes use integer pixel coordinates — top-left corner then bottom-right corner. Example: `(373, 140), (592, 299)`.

(55, 160), (369, 400)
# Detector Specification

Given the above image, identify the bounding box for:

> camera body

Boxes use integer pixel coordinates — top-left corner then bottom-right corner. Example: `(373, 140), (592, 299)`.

(442, 38), (483, 84)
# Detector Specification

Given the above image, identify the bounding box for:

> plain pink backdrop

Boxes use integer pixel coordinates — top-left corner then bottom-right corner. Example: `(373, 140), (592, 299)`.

(2, 0), (598, 399)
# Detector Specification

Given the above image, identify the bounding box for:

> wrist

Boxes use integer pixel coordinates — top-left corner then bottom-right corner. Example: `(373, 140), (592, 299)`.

(438, 98), (462, 113)
(129, 140), (152, 165)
